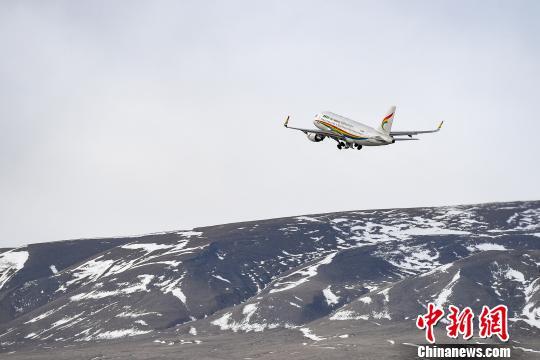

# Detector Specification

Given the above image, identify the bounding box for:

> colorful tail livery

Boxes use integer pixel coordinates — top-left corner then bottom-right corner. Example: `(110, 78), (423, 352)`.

(378, 106), (396, 134)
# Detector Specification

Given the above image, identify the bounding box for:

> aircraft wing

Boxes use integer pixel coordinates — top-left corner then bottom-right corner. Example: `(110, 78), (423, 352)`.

(390, 121), (444, 136)
(283, 116), (345, 140)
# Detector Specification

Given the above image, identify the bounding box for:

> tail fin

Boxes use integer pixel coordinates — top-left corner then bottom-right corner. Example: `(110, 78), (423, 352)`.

(378, 106), (396, 134)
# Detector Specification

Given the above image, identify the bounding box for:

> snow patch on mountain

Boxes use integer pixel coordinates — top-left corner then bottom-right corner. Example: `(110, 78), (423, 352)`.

(391, 247), (441, 273)
(330, 310), (369, 321)
(211, 307), (280, 333)
(50, 313), (85, 329)
(467, 243), (507, 252)
(0, 249), (29, 290)
(401, 227), (470, 236)
(359, 296), (372, 304)
(66, 257), (115, 286)
(24, 305), (68, 324)
(322, 286), (340, 305)
(513, 346), (540, 354)
(505, 268), (525, 283)
(159, 275), (187, 305)
(116, 311), (162, 318)
(513, 208), (540, 231)
(70, 274), (154, 301)
(270, 252), (337, 293)
(176, 231), (203, 238)
(299, 327), (325, 341)
(520, 278), (540, 329)
(433, 270), (460, 308)
(212, 274), (231, 283)
(420, 263), (453, 277)
(92, 329), (151, 340)
(295, 216), (321, 223)
(121, 243), (174, 252)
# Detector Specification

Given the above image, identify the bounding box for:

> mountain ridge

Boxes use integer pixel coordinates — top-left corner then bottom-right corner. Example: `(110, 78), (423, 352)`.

(5, 199), (536, 251)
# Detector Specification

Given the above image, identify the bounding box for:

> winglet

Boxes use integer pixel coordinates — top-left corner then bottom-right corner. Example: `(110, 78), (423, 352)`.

(437, 121), (444, 130)
(284, 115), (290, 128)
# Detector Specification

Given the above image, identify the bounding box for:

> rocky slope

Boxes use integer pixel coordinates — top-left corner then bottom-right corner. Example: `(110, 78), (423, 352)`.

(0, 201), (539, 358)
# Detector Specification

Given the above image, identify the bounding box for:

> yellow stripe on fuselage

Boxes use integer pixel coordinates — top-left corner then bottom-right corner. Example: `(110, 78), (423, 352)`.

(318, 120), (368, 140)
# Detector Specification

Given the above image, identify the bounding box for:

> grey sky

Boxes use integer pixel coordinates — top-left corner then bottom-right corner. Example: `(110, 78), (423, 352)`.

(1, 0), (539, 247)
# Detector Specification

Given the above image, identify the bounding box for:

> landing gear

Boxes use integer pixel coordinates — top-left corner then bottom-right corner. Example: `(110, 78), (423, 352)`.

(337, 142), (362, 150)
(337, 141), (347, 149)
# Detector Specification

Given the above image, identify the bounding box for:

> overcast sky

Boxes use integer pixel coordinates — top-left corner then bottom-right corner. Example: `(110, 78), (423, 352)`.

(1, 0), (539, 247)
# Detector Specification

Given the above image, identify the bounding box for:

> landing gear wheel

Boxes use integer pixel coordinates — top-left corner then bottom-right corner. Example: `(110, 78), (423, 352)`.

(357, 145), (362, 150)
(337, 144), (342, 149)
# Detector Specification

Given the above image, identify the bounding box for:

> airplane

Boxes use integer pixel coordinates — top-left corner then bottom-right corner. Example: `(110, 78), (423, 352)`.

(283, 106), (443, 150)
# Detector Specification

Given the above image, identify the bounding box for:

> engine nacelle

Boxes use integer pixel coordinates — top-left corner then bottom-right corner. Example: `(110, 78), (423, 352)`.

(307, 133), (325, 142)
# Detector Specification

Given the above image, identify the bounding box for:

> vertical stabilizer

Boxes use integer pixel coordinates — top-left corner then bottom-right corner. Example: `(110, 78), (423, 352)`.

(378, 106), (396, 134)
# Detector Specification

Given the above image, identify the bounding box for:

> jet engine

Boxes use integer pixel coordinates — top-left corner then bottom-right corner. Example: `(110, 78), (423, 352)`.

(307, 133), (325, 142)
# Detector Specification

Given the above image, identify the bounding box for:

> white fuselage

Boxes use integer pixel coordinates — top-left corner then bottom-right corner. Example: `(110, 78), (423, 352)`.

(313, 112), (394, 146)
